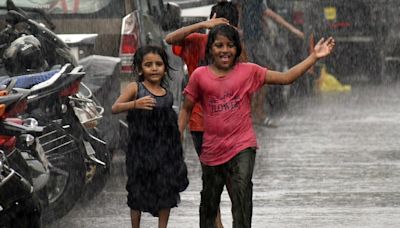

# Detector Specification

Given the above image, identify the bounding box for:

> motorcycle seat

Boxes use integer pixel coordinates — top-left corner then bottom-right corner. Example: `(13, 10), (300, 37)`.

(30, 64), (72, 91)
(0, 70), (60, 89)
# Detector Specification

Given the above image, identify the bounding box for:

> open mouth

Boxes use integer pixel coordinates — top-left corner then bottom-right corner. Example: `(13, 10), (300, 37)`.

(220, 55), (232, 64)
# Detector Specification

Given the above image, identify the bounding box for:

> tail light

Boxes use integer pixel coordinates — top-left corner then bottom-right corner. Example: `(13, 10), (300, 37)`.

(1, 90), (8, 118)
(119, 11), (140, 73)
(329, 22), (351, 29)
(0, 135), (16, 150)
(121, 34), (137, 54)
(0, 104), (5, 119)
(59, 80), (81, 97)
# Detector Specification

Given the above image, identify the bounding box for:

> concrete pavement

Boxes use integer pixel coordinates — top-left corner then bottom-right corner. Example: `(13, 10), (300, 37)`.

(48, 82), (400, 228)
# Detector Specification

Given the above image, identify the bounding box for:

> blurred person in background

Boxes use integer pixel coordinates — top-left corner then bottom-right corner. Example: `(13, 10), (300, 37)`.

(234, 0), (304, 127)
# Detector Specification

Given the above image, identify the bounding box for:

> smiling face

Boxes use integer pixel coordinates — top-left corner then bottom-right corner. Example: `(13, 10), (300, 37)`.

(210, 34), (237, 72)
(140, 52), (166, 84)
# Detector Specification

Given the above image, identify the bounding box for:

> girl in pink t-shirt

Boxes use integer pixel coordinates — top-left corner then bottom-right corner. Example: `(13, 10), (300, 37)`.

(178, 24), (335, 228)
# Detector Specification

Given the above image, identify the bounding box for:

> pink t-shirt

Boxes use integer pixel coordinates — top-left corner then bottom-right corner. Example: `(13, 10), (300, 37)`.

(184, 63), (267, 166)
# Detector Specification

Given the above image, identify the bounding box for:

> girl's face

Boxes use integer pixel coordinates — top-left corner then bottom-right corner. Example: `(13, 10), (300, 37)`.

(210, 34), (237, 72)
(140, 52), (166, 84)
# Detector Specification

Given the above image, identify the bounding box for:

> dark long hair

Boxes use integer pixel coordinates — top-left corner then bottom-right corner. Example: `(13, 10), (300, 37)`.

(205, 24), (242, 66)
(132, 45), (173, 86)
(209, 2), (239, 27)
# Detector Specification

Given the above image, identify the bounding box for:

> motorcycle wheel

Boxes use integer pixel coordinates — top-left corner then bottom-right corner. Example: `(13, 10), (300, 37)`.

(0, 192), (42, 228)
(37, 122), (86, 223)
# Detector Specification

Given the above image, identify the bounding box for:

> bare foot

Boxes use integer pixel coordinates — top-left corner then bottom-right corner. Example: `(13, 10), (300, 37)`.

(215, 208), (224, 228)
(215, 221), (224, 228)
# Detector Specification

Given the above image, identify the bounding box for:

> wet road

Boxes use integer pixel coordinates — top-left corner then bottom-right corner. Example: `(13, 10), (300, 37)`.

(47, 81), (400, 228)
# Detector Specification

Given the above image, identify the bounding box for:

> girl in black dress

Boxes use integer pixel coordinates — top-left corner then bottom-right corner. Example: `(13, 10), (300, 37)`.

(112, 45), (189, 228)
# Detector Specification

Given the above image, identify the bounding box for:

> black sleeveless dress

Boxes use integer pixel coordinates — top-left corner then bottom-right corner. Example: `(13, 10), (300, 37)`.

(125, 82), (189, 217)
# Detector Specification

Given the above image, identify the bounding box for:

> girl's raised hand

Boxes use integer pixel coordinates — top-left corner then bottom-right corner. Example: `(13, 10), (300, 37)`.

(313, 37), (335, 59)
(203, 13), (229, 29)
(135, 95), (157, 110)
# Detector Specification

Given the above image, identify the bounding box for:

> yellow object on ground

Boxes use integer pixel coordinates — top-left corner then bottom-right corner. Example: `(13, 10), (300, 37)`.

(316, 65), (351, 93)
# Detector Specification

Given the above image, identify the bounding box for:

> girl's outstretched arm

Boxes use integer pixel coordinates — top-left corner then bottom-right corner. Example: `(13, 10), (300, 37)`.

(178, 97), (195, 139)
(165, 14), (229, 45)
(264, 9), (305, 39)
(265, 37), (335, 85)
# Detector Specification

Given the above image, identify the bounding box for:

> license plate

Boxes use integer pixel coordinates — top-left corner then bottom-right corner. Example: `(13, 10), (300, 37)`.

(324, 7), (337, 20)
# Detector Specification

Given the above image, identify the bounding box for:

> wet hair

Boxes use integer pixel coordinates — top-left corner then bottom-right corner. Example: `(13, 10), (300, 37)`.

(205, 24), (242, 65)
(132, 45), (172, 86)
(209, 1), (239, 27)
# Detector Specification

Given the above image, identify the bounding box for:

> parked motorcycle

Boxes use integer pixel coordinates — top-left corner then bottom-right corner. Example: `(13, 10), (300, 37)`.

(0, 86), (41, 228)
(0, 64), (109, 221)
(0, 1), (112, 221)
(1, 0), (111, 214)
